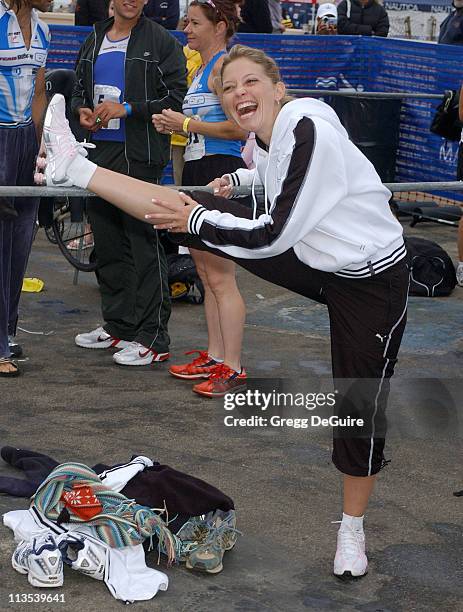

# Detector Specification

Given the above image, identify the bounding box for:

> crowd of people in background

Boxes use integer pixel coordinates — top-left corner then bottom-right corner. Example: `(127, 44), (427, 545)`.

(72, 0), (392, 37)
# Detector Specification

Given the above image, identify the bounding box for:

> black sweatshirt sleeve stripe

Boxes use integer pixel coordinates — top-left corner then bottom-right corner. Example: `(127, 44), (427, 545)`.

(197, 117), (316, 251)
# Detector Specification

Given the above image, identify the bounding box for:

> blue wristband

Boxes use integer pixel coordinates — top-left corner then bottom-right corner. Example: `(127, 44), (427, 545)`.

(123, 102), (132, 116)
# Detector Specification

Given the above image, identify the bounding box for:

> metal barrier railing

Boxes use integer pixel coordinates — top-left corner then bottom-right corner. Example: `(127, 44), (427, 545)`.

(8, 181), (460, 285)
(2, 181), (463, 198)
(286, 90), (444, 100)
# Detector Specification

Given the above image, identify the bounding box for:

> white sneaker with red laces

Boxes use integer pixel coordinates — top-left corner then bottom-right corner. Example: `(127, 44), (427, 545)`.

(38, 94), (94, 186)
(113, 342), (169, 366)
(333, 523), (368, 579)
(75, 326), (130, 350)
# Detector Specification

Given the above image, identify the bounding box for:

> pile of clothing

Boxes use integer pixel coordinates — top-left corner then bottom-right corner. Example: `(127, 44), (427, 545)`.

(1, 448), (239, 603)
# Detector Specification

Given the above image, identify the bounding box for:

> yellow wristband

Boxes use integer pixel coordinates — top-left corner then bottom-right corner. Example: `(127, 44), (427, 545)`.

(182, 117), (191, 134)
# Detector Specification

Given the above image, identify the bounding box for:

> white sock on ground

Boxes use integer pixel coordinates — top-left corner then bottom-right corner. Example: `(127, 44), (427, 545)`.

(341, 512), (364, 532)
(66, 154), (97, 189)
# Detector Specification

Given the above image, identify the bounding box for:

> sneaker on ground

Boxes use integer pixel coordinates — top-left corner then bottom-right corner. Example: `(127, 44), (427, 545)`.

(456, 263), (463, 287)
(12, 533), (63, 588)
(39, 93), (94, 187)
(169, 350), (219, 380)
(333, 525), (368, 579)
(8, 335), (23, 358)
(58, 534), (105, 581)
(185, 510), (240, 574)
(75, 326), (131, 350)
(193, 364), (247, 398)
(113, 341), (169, 366)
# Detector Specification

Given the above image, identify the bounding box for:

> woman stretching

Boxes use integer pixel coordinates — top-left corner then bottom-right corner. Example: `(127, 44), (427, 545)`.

(152, 0), (248, 398)
(38, 44), (409, 580)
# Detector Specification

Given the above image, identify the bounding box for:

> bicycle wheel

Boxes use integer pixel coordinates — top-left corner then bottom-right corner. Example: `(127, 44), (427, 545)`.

(52, 199), (97, 272)
(45, 223), (60, 244)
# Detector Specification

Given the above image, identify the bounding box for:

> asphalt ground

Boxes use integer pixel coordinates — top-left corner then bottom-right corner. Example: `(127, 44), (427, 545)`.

(0, 218), (462, 612)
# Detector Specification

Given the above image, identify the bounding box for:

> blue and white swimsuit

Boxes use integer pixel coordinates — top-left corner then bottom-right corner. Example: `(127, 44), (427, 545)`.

(0, 3), (50, 127)
(182, 50), (241, 162)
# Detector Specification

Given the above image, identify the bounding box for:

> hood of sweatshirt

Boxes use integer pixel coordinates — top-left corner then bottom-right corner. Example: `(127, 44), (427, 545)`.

(273, 97), (349, 143)
(249, 98), (349, 218)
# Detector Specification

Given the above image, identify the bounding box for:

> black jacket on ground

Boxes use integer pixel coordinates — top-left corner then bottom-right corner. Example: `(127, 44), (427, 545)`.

(71, 15), (187, 170)
(438, 9), (463, 44)
(238, 0), (273, 33)
(337, 0), (389, 37)
(74, 0), (109, 26)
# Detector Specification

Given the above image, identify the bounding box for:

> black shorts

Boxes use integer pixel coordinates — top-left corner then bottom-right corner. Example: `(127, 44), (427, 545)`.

(182, 154), (246, 187)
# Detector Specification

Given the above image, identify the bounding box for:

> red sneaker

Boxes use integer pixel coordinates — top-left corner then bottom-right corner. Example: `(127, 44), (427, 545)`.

(169, 350), (220, 380)
(193, 364), (247, 398)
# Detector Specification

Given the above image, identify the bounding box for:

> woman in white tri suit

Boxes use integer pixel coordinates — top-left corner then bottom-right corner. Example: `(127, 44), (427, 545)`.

(152, 0), (249, 398)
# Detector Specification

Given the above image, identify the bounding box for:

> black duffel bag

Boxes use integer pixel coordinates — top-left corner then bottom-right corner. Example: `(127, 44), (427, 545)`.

(430, 89), (462, 142)
(406, 236), (457, 297)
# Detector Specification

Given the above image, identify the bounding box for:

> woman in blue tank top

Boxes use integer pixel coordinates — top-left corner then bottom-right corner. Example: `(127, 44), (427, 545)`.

(153, 0), (249, 398)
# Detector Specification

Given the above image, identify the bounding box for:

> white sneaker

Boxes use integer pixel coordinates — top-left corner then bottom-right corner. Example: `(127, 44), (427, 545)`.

(58, 534), (105, 581)
(75, 326), (131, 350)
(113, 341), (170, 366)
(41, 94), (94, 186)
(456, 263), (463, 287)
(333, 524), (368, 579)
(12, 533), (63, 588)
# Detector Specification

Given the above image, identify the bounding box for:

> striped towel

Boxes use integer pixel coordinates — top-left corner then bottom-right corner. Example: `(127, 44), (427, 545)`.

(31, 462), (178, 562)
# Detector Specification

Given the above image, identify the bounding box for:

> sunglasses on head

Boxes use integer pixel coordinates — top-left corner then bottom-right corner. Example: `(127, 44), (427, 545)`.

(194, 0), (218, 11)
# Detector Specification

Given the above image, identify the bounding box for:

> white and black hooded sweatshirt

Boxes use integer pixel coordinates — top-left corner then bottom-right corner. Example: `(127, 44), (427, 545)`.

(187, 98), (406, 278)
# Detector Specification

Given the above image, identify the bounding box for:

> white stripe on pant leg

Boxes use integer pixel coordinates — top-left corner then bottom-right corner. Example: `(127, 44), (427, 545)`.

(368, 359), (389, 476)
(382, 273), (410, 359)
(367, 279), (409, 476)
(148, 230), (163, 350)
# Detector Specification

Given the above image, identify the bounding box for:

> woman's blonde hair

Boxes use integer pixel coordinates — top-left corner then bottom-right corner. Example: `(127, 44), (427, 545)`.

(221, 45), (293, 105)
(221, 44), (282, 84)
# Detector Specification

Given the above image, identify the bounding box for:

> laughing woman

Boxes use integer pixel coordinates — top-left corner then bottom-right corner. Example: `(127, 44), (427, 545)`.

(38, 44), (408, 579)
(152, 0), (249, 398)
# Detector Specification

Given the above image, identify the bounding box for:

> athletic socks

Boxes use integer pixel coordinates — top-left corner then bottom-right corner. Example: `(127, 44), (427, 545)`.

(208, 355), (224, 364)
(66, 154), (98, 189)
(340, 512), (364, 532)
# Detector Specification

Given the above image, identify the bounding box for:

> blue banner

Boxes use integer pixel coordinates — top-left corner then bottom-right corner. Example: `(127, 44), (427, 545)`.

(47, 28), (463, 189)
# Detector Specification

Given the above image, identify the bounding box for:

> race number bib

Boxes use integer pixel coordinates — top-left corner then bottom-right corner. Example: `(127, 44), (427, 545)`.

(184, 116), (205, 162)
(93, 84), (122, 130)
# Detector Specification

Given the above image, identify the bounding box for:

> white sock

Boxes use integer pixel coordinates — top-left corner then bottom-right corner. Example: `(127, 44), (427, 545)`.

(458, 261), (463, 268)
(66, 154), (97, 189)
(341, 512), (364, 532)
(209, 355), (224, 363)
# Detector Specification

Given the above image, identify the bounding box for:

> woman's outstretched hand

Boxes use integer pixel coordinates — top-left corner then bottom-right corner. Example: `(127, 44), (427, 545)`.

(145, 192), (199, 233)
